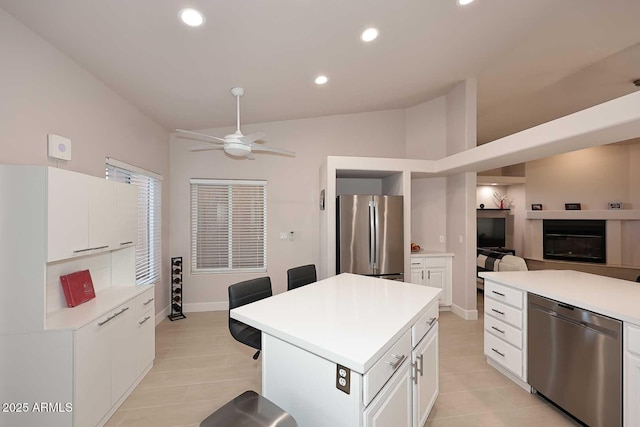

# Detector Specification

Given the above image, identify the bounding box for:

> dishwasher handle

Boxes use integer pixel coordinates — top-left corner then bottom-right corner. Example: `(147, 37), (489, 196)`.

(530, 302), (619, 339)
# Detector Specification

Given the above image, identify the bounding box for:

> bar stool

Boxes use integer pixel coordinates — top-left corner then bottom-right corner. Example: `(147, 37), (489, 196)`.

(199, 390), (297, 427)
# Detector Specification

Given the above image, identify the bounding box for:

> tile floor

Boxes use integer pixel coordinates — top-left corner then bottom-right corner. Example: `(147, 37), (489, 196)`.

(106, 291), (580, 427)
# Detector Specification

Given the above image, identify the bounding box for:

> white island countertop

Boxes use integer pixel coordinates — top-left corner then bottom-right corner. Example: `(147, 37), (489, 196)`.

(480, 270), (640, 325)
(231, 273), (441, 373)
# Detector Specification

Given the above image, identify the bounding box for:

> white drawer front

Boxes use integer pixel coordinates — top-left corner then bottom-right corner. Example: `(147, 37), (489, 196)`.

(484, 316), (522, 349)
(363, 329), (412, 406)
(411, 302), (439, 347)
(484, 332), (523, 378)
(484, 280), (524, 309)
(423, 257), (447, 268)
(136, 288), (155, 316)
(485, 298), (522, 329)
(627, 323), (640, 356)
(410, 258), (424, 269)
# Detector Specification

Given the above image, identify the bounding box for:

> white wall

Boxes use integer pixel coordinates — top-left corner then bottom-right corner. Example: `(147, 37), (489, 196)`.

(170, 110), (406, 309)
(0, 9), (171, 316)
(405, 96), (447, 160)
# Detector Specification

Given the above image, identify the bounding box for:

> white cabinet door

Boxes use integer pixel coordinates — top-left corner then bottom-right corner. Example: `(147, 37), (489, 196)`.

(74, 312), (114, 427)
(116, 183), (138, 248)
(88, 178), (117, 251)
(410, 269), (424, 286)
(364, 361), (412, 427)
(136, 308), (155, 375)
(413, 324), (438, 427)
(426, 268), (446, 305)
(625, 352), (640, 426)
(47, 168), (89, 262)
(111, 303), (138, 404)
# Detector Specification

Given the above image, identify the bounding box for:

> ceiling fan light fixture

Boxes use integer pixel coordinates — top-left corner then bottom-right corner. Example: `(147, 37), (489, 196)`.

(224, 142), (251, 157)
(361, 28), (379, 42)
(315, 75), (328, 85)
(457, 0), (475, 5)
(179, 8), (205, 27)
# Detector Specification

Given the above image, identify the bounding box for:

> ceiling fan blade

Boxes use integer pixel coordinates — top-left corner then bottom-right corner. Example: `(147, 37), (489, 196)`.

(176, 129), (226, 143)
(190, 145), (225, 152)
(238, 132), (266, 144)
(251, 144), (296, 156)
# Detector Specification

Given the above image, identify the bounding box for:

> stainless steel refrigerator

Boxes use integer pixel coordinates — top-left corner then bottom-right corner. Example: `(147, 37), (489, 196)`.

(336, 195), (404, 280)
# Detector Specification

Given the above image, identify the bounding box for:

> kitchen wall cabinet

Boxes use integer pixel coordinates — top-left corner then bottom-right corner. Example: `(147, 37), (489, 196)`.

(409, 253), (453, 306)
(0, 165), (154, 427)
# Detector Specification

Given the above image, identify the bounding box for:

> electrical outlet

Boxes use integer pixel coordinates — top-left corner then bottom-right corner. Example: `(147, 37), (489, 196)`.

(439, 235), (445, 243)
(458, 235), (464, 244)
(336, 364), (350, 394)
(279, 232), (287, 240)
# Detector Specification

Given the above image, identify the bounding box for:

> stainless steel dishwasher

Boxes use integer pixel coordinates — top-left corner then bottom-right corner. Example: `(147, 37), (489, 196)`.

(528, 293), (622, 427)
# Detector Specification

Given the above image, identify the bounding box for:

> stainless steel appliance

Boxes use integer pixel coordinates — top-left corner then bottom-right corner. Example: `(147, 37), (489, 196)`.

(336, 195), (403, 279)
(528, 293), (622, 426)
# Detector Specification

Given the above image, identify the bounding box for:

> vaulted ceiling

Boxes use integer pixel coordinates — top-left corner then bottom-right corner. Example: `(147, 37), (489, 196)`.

(2, 0), (640, 143)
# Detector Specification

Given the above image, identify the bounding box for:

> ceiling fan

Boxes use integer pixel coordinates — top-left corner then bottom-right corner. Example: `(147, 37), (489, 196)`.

(176, 87), (295, 160)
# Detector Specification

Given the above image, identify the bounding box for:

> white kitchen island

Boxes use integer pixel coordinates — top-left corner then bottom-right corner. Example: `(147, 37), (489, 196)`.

(231, 273), (441, 427)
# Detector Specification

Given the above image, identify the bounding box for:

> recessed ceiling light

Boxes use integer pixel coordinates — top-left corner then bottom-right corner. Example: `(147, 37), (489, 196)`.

(457, 0), (475, 5)
(179, 8), (205, 27)
(361, 28), (379, 42)
(315, 75), (328, 85)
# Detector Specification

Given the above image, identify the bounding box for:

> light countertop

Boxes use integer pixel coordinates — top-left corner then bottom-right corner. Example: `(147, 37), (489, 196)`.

(231, 273), (441, 373)
(479, 270), (640, 325)
(411, 252), (455, 257)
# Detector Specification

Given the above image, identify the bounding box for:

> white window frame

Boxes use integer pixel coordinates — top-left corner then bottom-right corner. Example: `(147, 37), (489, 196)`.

(106, 158), (162, 286)
(191, 179), (267, 274)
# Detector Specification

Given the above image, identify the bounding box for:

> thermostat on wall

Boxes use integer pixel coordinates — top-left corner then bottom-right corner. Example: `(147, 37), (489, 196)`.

(48, 134), (72, 161)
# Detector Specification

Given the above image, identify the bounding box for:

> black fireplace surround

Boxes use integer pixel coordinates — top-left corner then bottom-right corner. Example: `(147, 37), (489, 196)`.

(543, 220), (606, 264)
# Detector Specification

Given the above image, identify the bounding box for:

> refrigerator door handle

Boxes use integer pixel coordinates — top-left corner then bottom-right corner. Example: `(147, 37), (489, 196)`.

(369, 201), (375, 269)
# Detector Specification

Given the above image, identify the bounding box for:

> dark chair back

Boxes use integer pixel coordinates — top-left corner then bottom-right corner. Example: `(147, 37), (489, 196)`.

(228, 277), (272, 359)
(287, 264), (317, 291)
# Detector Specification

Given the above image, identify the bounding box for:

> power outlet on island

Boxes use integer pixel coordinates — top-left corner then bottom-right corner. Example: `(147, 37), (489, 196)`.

(336, 364), (350, 394)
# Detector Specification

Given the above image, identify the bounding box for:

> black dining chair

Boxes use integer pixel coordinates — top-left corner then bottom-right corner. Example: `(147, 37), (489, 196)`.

(228, 277), (272, 360)
(287, 264), (317, 291)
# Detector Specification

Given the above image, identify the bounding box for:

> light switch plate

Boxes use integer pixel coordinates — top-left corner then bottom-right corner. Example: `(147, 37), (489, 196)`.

(48, 134), (72, 160)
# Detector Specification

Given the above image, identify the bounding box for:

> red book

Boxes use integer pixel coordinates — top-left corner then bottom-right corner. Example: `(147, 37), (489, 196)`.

(60, 270), (96, 307)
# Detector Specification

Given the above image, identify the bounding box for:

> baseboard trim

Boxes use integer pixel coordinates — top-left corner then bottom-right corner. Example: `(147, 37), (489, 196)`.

(156, 305), (170, 325)
(183, 302), (228, 312)
(451, 303), (478, 320)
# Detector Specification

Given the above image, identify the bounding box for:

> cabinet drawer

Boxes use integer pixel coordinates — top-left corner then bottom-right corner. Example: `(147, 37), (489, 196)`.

(485, 298), (522, 329)
(484, 281), (524, 309)
(423, 257), (447, 268)
(484, 332), (523, 378)
(364, 329), (412, 406)
(136, 288), (155, 316)
(485, 316), (522, 349)
(627, 323), (640, 356)
(410, 258), (424, 269)
(412, 302), (438, 347)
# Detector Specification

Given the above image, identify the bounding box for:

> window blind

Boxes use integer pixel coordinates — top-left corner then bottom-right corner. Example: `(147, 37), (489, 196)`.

(191, 179), (267, 273)
(106, 159), (162, 286)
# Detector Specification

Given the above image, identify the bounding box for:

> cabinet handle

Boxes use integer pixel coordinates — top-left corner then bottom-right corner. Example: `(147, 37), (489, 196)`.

(139, 316), (151, 325)
(386, 354), (406, 370)
(73, 245), (109, 254)
(492, 290), (505, 297)
(120, 241), (133, 246)
(421, 271), (424, 280)
(98, 314), (116, 326)
(491, 348), (505, 357)
(426, 317), (436, 326)
(428, 270), (431, 280)
(491, 308), (505, 316)
(417, 354), (424, 376)
(491, 326), (505, 334)
(114, 306), (130, 316)
(411, 262), (421, 266)
(143, 298), (154, 306)
(411, 361), (418, 384)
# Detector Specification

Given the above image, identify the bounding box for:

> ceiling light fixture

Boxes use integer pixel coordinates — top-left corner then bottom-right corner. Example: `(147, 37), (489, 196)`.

(457, 0), (475, 5)
(179, 8), (205, 27)
(361, 28), (379, 42)
(315, 75), (328, 85)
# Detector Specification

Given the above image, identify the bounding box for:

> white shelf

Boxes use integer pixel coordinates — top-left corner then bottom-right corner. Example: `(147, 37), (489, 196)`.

(526, 210), (640, 220)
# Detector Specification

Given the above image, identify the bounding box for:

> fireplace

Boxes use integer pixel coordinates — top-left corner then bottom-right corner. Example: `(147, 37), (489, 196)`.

(543, 220), (606, 264)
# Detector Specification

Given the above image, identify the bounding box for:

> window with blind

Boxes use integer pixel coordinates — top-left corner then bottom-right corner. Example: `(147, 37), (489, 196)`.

(106, 159), (162, 286)
(191, 179), (267, 273)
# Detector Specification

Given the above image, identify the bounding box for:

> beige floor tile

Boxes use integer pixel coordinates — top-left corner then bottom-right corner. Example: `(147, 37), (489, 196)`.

(118, 400), (225, 427)
(494, 385), (548, 409)
(439, 355), (492, 375)
(104, 410), (128, 427)
(439, 369), (514, 393)
(119, 385), (190, 410)
(427, 389), (513, 420)
(152, 354), (228, 372)
(183, 378), (261, 403)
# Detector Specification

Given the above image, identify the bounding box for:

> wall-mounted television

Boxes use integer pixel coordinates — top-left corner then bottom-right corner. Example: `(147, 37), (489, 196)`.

(477, 217), (506, 248)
